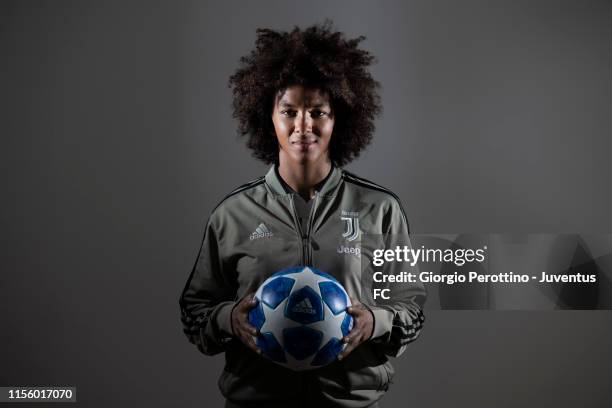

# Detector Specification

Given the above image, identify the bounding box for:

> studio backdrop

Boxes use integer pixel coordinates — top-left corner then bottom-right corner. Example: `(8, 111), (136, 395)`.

(1, 1), (611, 407)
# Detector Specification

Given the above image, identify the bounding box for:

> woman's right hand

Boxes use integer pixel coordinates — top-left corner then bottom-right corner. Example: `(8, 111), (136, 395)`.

(230, 294), (261, 354)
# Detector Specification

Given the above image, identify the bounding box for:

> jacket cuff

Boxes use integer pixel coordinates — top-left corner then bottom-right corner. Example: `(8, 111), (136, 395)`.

(368, 306), (393, 340)
(215, 301), (236, 337)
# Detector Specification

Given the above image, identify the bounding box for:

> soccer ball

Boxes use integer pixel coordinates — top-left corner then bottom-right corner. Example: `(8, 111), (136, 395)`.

(248, 266), (354, 371)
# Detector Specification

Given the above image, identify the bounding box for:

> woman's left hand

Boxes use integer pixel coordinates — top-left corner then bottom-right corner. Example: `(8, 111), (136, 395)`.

(337, 297), (374, 361)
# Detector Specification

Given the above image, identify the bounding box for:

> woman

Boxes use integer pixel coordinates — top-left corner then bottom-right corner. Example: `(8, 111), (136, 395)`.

(180, 21), (426, 408)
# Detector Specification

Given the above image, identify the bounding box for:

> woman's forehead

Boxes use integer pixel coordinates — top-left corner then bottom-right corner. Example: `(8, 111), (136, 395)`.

(276, 85), (331, 106)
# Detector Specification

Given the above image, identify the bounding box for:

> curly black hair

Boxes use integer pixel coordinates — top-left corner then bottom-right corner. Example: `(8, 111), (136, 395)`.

(228, 20), (381, 166)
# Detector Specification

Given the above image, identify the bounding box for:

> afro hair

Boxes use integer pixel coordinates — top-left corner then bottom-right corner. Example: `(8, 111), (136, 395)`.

(228, 20), (381, 166)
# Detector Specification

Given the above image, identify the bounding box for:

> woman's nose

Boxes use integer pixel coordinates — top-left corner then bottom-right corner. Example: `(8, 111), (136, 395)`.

(294, 111), (313, 134)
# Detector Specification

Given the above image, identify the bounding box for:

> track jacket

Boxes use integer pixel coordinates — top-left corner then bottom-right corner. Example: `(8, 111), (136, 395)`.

(180, 165), (426, 408)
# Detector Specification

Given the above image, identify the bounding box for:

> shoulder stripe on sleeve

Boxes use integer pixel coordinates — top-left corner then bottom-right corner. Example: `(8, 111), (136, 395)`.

(341, 171), (410, 234)
(179, 176), (265, 334)
(182, 176), (264, 303)
(211, 176), (265, 213)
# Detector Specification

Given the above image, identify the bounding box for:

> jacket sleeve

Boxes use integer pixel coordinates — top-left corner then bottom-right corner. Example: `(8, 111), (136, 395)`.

(179, 216), (237, 355)
(368, 198), (426, 357)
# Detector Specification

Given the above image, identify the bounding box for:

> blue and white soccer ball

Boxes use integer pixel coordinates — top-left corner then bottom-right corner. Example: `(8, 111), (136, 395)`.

(248, 266), (354, 371)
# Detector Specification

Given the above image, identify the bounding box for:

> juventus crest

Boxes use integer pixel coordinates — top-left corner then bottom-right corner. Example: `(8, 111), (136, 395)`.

(341, 211), (360, 242)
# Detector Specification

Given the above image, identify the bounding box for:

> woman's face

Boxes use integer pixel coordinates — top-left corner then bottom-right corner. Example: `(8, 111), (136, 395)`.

(271, 85), (335, 166)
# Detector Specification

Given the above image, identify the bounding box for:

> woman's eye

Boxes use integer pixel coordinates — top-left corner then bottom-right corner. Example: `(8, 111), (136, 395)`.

(281, 110), (297, 117)
(311, 110), (327, 118)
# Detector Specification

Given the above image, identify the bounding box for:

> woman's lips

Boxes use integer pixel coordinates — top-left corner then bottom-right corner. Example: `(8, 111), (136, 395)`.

(291, 139), (317, 149)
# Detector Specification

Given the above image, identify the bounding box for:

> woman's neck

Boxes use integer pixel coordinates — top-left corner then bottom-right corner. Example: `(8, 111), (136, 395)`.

(278, 156), (332, 200)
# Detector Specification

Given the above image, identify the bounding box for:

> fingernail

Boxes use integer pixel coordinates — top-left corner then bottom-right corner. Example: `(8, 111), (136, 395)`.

(337, 354), (343, 361)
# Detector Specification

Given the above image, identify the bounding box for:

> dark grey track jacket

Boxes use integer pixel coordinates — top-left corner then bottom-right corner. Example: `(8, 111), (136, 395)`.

(180, 165), (426, 408)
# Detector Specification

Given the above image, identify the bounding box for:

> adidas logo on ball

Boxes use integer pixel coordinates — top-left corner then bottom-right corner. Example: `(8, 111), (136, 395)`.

(292, 298), (316, 314)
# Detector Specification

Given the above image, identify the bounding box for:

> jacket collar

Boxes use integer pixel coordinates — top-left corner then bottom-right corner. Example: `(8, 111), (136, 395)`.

(265, 164), (342, 197)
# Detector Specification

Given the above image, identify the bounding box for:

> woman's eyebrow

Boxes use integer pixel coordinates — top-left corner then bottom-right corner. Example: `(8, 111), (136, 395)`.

(278, 101), (329, 108)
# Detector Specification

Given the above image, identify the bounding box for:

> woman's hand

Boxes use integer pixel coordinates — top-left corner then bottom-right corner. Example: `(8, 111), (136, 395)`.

(230, 294), (261, 354)
(337, 297), (374, 361)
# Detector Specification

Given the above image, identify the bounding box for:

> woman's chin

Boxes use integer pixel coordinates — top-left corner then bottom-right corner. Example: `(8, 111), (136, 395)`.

(280, 143), (330, 167)
(290, 152), (321, 166)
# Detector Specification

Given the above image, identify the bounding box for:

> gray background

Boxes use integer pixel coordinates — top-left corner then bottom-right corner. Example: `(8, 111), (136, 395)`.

(1, 0), (611, 407)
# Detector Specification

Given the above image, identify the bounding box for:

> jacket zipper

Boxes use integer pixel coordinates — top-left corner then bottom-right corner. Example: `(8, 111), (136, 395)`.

(289, 196), (306, 264)
(305, 193), (319, 265)
(289, 193), (319, 266)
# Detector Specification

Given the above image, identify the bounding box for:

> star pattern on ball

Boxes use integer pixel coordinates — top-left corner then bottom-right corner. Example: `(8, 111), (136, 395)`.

(250, 266), (353, 370)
